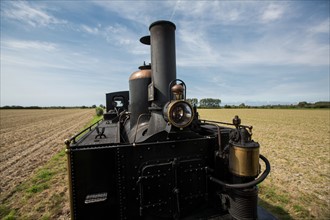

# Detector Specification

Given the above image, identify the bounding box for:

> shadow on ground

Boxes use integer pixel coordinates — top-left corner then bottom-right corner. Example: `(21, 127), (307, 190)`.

(259, 198), (293, 220)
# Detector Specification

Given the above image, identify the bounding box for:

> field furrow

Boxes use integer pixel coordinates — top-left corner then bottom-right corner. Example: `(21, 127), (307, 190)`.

(199, 109), (330, 219)
(0, 112), (90, 162)
(0, 109), (94, 202)
(1, 108), (329, 220)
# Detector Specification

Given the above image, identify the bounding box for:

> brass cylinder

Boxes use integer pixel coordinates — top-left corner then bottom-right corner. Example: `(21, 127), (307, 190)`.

(229, 145), (259, 177)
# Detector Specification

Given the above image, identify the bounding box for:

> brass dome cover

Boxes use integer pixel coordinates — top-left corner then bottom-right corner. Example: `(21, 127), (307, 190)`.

(129, 69), (152, 81)
(171, 84), (184, 94)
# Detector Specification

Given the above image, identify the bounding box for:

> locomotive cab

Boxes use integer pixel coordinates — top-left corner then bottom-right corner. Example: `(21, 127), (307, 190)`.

(65, 20), (273, 220)
(103, 91), (129, 121)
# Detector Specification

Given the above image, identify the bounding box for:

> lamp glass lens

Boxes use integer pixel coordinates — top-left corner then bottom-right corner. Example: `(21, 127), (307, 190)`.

(170, 102), (192, 127)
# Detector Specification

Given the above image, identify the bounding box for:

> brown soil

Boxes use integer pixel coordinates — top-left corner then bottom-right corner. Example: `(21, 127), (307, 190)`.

(199, 109), (330, 219)
(1, 109), (329, 219)
(0, 109), (94, 203)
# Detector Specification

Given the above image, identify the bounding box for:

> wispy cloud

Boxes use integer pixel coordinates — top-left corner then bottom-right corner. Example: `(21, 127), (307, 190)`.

(1, 37), (132, 106)
(169, 0), (180, 20)
(261, 4), (286, 23)
(91, 1), (165, 25)
(81, 24), (99, 35)
(103, 24), (133, 45)
(176, 24), (220, 67)
(1, 1), (328, 106)
(79, 23), (149, 56)
(2, 40), (57, 51)
(2, 1), (67, 27)
(308, 18), (329, 34)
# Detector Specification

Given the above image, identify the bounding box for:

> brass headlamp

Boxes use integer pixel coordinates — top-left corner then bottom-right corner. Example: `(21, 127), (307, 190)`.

(163, 80), (194, 128)
(163, 100), (194, 128)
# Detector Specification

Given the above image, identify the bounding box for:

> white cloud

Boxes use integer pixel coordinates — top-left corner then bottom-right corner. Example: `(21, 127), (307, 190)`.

(169, 0), (180, 20)
(91, 1), (162, 26)
(2, 40), (57, 51)
(104, 25), (132, 45)
(2, 1), (67, 27)
(79, 23), (149, 55)
(228, 9), (240, 21)
(309, 19), (329, 34)
(1, 1), (328, 106)
(176, 24), (220, 67)
(81, 25), (99, 35)
(89, 1), (328, 69)
(170, 2), (327, 68)
(80, 23), (131, 44)
(167, 1), (275, 26)
(261, 4), (285, 23)
(0, 37), (133, 106)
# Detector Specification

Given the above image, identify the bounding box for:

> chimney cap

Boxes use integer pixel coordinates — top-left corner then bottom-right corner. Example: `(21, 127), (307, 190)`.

(149, 20), (176, 30)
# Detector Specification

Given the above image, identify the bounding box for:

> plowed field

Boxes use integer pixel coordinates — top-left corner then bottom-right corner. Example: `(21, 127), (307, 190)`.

(199, 109), (330, 219)
(1, 108), (329, 219)
(0, 109), (94, 203)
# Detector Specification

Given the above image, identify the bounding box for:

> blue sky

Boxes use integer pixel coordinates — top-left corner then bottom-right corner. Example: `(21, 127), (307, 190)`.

(1, 1), (329, 106)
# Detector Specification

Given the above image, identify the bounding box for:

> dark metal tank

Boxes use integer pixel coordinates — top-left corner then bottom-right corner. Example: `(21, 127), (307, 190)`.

(129, 65), (151, 129)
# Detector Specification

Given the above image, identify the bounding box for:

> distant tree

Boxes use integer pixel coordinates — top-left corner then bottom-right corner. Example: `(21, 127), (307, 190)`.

(187, 98), (198, 106)
(25, 106), (42, 109)
(96, 107), (104, 116)
(99, 104), (105, 109)
(199, 98), (221, 108)
(298, 101), (308, 108)
(239, 103), (246, 108)
(92, 105), (97, 108)
(1, 105), (24, 109)
(313, 101), (330, 108)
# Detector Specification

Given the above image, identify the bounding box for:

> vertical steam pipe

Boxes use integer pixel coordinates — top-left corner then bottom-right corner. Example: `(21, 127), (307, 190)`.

(149, 20), (177, 107)
(143, 21), (177, 138)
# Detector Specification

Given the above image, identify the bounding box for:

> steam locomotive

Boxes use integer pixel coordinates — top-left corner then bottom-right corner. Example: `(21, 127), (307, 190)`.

(65, 20), (272, 220)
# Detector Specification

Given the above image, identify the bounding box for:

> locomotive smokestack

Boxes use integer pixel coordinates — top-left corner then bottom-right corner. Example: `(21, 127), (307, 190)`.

(135, 20), (177, 140)
(149, 20), (177, 106)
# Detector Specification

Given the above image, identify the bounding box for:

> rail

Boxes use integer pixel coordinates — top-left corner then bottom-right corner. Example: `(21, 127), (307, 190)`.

(65, 118), (104, 145)
(201, 119), (253, 130)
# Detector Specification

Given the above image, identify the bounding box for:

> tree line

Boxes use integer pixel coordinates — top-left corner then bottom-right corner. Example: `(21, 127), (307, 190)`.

(223, 101), (330, 109)
(186, 98), (221, 108)
(0, 105), (105, 109)
(1, 101), (329, 110)
(186, 99), (329, 109)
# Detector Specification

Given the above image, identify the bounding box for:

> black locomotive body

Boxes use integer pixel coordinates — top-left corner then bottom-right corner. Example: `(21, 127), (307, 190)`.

(65, 21), (272, 220)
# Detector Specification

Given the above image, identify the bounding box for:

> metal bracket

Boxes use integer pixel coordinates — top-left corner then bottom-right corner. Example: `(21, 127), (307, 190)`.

(95, 127), (106, 139)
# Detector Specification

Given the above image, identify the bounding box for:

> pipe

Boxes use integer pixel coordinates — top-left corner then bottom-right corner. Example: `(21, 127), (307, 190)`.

(149, 20), (176, 107)
(145, 20), (177, 137)
(209, 154), (271, 189)
(204, 122), (223, 156)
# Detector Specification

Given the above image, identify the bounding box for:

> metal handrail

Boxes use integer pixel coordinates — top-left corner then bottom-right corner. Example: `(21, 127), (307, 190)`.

(66, 118), (103, 145)
(201, 119), (253, 130)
